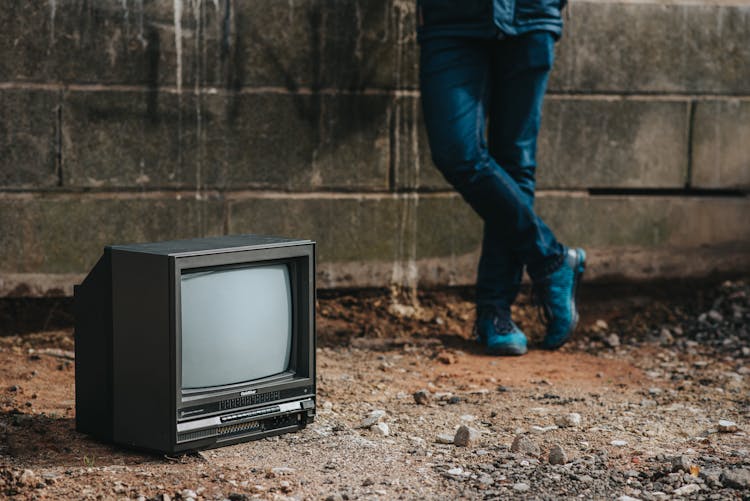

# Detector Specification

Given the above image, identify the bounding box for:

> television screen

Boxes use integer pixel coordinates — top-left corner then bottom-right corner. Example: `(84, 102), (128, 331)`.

(180, 263), (293, 389)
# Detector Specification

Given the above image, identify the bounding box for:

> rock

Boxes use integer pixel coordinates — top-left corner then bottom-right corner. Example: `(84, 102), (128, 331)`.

(371, 422), (390, 437)
(554, 413), (581, 428)
(611, 440), (628, 447)
(269, 467), (296, 477)
(721, 468), (750, 490)
(436, 433), (454, 444)
(617, 496), (642, 501)
(549, 444), (568, 465)
(672, 484), (701, 496)
(228, 494), (248, 501)
(659, 328), (674, 345)
(512, 482), (530, 492)
(717, 419), (738, 433)
(322, 401), (333, 411)
(18, 469), (37, 486)
(510, 435), (541, 457)
(359, 410), (386, 428)
(436, 350), (457, 365)
(453, 425), (480, 447)
(413, 389), (432, 405)
(448, 396), (461, 405)
(477, 473), (493, 486)
(605, 333), (621, 348)
(671, 455), (692, 473)
(181, 489), (197, 499)
(707, 310), (723, 322)
(530, 425), (558, 434)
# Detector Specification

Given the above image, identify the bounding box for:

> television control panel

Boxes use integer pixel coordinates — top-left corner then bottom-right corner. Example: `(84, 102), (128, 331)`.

(176, 397), (316, 446)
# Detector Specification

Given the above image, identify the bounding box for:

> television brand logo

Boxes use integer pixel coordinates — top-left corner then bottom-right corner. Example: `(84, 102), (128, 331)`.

(240, 390), (257, 396)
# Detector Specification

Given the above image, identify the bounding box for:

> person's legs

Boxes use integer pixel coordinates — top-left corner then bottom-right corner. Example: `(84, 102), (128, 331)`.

(478, 31), (558, 308)
(419, 36), (565, 303)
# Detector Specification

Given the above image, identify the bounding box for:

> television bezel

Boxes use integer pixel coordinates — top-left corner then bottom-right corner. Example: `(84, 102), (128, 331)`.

(170, 244), (316, 421)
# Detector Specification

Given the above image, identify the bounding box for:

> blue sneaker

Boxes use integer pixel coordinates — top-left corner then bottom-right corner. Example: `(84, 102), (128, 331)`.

(532, 248), (586, 350)
(474, 306), (528, 356)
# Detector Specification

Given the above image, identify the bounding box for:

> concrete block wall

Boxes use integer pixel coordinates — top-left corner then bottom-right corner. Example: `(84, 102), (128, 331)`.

(0, 0), (748, 297)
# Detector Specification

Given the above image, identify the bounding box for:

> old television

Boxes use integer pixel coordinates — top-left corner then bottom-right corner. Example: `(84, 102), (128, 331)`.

(74, 234), (316, 454)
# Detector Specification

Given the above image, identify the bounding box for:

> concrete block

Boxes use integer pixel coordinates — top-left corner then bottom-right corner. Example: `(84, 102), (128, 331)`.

(536, 194), (750, 249)
(551, 1), (750, 94)
(0, 195), (225, 275)
(62, 90), (198, 188)
(396, 96), (689, 190)
(0, 90), (59, 188)
(537, 98), (689, 189)
(0, 0), (418, 90)
(691, 99), (750, 189)
(319, 0), (418, 90)
(228, 195), (403, 264)
(62, 91), (389, 190)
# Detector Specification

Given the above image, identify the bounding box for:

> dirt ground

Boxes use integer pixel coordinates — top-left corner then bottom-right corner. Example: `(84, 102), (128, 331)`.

(1, 279), (749, 500)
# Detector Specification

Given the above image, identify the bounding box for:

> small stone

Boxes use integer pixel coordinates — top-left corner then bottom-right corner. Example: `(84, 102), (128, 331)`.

(362, 478), (374, 487)
(659, 328), (674, 345)
(648, 387), (662, 395)
(510, 435), (541, 457)
(530, 425), (558, 434)
(454, 425), (480, 447)
(617, 496), (642, 501)
(445, 467), (464, 479)
(359, 409), (386, 428)
(548, 444), (567, 465)
(413, 389), (431, 405)
(18, 469), (37, 486)
(594, 319), (608, 331)
(512, 482), (530, 492)
(371, 422), (389, 437)
(181, 489), (197, 499)
(671, 455), (692, 473)
(477, 473), (493, 486)
(228, 494), (248, 501)
(322, 401), (333, 411)
(554, 413), (581, 428)
(721, 468), (750, 490)
(707, 310), (723, 322)
(605, 333), (621, 348)
(672, 484), (701, 496)
(717, 419), (738, 433)
(8, 385), (19, 392)
(269, 467), (296, 476)
(611, 440), (628, 447)
(448, 396), (461, 405)
(436, 433), (454, 444)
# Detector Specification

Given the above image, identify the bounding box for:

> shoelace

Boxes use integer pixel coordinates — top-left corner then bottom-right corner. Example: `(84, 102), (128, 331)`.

(476, 305), (516, 334)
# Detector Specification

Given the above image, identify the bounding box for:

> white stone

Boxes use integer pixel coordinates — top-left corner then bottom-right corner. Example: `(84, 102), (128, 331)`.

(611, 440), (628, 447)
(371, 422), (390, 437)
(672, 484), (701, 496)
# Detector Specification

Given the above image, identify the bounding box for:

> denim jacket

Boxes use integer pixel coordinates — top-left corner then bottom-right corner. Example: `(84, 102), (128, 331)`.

(417, 0), (565, 41)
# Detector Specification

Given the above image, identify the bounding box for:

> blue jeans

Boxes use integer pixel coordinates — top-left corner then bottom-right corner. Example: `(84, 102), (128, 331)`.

(419, 31), (565, 310)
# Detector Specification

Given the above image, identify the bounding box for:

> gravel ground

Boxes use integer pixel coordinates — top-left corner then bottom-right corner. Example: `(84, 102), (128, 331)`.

(0, 279), (748, 500)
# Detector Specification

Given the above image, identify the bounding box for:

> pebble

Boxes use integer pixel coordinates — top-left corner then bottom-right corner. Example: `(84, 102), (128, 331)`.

(18, 469), (38, 487)
(659, 328), (674, 345)
(611, 440), (628, 447)
(181, 489), (198, 499)
(510, 435), (541, 457)
(617, 496), (642, 501)
(453, 425), (480, 447)
(605, 333), (621, 348)
(269, 467), (296, 476)
(554, 413), (581, 428)
(671, 455), (692, 473)
(359, 409), (386, 428)
(435, 433), (454, 444)
(717, 419), (738, 433)
(548, 444), (567, 465)
(721, 468), (750, 490)
(672, 483), (700, 496)
(512, 482), (530, 492)
(477, 473), (493, 486)
(530, 425), (558, 434)
(371, 422), (390, 437)
(413, 389), (431, 405)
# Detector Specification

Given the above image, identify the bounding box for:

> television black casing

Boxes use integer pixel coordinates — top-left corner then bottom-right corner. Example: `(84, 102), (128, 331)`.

(74, 235), (316, 454)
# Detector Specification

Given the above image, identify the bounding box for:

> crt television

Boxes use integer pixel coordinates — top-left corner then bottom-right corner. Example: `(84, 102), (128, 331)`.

(74, 234), (316, 453)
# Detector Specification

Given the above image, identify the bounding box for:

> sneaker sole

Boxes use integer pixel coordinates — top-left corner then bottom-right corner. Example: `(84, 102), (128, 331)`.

(544, 248), (586, 350)
(486, 344), (528, 356)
